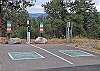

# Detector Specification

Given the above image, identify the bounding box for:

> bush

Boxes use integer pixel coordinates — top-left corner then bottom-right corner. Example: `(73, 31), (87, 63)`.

(30, 27), (39, 39)
(11, 27), (27, 39)
(11, 26), (40, 39)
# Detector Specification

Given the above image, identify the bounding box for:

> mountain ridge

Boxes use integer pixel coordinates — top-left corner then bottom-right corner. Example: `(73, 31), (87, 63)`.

(29, 13), (48, 18)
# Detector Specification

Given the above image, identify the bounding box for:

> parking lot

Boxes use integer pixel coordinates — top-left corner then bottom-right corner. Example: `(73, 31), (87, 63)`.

(0, 44), (100, 71)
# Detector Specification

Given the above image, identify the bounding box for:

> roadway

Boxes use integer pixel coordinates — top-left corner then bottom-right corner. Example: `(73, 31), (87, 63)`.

(0, 44), (100, 71)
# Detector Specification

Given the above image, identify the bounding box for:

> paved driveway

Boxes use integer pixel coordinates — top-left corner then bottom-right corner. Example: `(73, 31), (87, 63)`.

(0, 44), (100, 71)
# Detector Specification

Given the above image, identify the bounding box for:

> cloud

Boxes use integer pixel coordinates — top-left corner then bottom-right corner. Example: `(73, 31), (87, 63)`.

(94, 0), (100, 11)
(27, 0), (100, 13)
(96, 5), (100, 12)
(26, 0), (51, 13)
(31, 5), (43, 10)
(94, 0), (100, 5)
(26, 5), (44, 13)
(26, 4), (44, 13)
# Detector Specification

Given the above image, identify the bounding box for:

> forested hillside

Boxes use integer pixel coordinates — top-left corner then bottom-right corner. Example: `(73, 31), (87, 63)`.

(0, 0), (100, 39)
(42, 0), (100, 39)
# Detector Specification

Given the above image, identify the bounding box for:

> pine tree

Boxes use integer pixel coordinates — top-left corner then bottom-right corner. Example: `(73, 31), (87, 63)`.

(0, 0), (36, 36)
(43, 0), (71, 38)
(71, 0), (99, 38)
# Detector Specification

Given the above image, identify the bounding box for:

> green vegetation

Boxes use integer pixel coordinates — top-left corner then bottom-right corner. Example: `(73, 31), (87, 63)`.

(0, 0), (34, 37)
(0, 0), (100, 39)
(43, 0), (100, 39)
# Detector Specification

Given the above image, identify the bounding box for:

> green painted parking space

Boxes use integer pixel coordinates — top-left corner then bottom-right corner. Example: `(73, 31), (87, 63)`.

(0, 44), (100, 71)
(8, 52), (45, 60)
(59, 50), (94, 57)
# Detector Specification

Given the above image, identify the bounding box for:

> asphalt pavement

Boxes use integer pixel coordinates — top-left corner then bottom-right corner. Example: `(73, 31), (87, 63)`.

(34, 64), (100, 71)
(0, 44), (100, 71)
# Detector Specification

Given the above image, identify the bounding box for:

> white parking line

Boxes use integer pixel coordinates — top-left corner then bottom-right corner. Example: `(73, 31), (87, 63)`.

(8, 52), (15, 60)
(76, 47), (100, 55)
(31, 44), (74, 65)
(34, 52), (45, 58)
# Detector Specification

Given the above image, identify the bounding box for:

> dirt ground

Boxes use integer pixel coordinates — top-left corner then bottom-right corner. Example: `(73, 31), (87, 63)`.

(0, 37), (7, 44)
(47, 38), (67, 44)
(72, 38), (100, 53)
(46, 38), (100, 53)
(0, 37), (100, 53)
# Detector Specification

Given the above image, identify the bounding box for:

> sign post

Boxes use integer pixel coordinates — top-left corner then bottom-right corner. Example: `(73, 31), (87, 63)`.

(27, 20), (30, 44)
(39, 23), (43, 37)
(7, 20), (12, 39)
(66, 22), (72, 43)
(0, 18), (2, 28)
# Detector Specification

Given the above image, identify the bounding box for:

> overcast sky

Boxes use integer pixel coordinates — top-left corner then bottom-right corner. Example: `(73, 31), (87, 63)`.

(26, 0), (100, 14)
